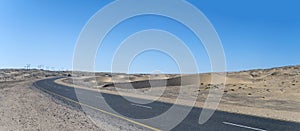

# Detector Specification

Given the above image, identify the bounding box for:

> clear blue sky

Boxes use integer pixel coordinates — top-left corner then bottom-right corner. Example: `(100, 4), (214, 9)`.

(0, 0), (299, 73)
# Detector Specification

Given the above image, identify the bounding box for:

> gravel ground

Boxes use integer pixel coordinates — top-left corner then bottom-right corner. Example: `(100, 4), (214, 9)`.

(0, 69), (148, 130)
(0, 79), (102, 130)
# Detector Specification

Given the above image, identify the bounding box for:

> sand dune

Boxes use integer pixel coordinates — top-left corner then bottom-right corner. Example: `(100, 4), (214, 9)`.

(59, 65), (300, 122)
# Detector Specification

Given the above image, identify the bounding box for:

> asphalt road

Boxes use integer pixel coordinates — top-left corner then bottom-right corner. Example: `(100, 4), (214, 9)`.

(34, 77), (300, 131)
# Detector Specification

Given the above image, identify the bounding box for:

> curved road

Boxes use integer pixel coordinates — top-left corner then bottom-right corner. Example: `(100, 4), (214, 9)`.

(34, 77), (300, 131)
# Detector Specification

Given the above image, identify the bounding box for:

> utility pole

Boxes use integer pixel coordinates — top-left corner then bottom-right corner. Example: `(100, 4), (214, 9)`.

(25, 64), (31, 70)
(37, 65), (44, 70)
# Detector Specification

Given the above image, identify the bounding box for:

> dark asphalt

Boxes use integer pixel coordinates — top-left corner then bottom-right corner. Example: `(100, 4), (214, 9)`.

(34, 77), (300, 131)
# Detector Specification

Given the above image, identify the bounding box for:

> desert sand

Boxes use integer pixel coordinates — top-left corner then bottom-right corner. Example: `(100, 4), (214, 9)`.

(58, 65), (300, 122)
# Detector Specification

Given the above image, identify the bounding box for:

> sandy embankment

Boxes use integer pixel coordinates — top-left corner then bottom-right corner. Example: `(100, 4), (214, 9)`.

(56, 66), (300, 123)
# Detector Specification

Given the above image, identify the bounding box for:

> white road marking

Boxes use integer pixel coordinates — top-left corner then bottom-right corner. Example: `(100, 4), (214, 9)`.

(222, 122), (267, 131)
(131, 103), (152, 109)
